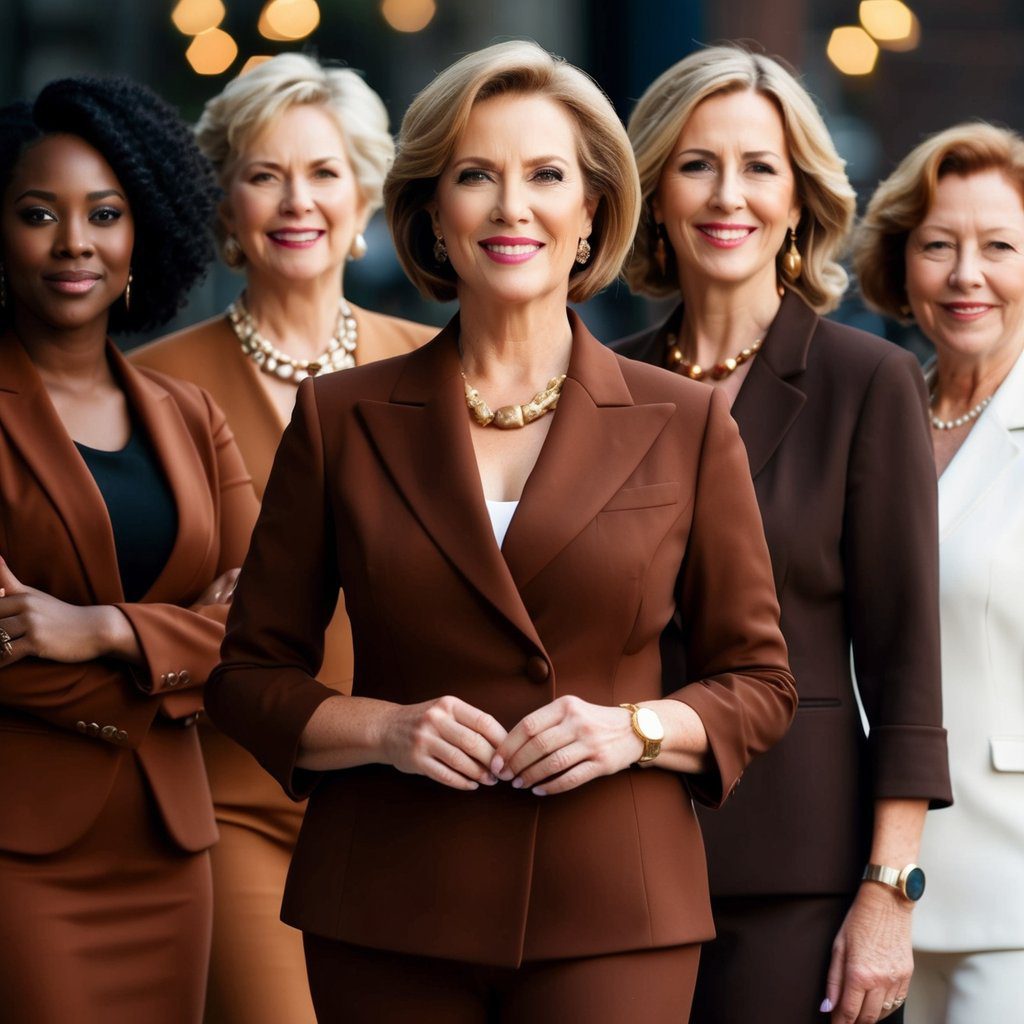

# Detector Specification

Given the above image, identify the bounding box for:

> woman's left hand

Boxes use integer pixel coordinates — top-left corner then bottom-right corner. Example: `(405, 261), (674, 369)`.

(823, 883), (914, 1023)
(0, 560), (134, 666)
(492, 696), (642, 795)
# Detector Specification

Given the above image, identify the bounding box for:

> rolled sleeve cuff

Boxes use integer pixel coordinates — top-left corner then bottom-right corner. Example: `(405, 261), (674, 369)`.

(870, 724), (953, 809)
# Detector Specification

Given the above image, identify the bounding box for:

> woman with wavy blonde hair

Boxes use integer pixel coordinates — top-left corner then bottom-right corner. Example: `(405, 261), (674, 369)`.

(613, 45), (951, 1024)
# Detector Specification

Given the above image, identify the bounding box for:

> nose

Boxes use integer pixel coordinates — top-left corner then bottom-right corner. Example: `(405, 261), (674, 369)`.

(280, 175), (314, 215)
(710, 167), (744, 213)
(53, 214), (93, 259)
(949, 246), (983, 290)
(491, 178), (529, 225)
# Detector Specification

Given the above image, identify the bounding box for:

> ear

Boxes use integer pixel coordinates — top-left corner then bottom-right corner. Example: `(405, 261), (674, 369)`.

(651, 195), (663, 226)
(218, 197), (236, 236)
(789, 202), (803, 235)
(425, 198), (441, 236)
(580, 194), (599, 240)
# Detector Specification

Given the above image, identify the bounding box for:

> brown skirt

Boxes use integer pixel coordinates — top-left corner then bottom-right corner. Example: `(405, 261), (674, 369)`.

(0, 753), (212, 1024)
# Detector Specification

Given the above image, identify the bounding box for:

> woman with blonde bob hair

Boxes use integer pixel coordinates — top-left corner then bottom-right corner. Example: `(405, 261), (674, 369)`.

(856, 123), (1024, 1024)
(613, 45), (951, 1024)
(132, 52), (433, 1024)
(206, 39), (797, 1022)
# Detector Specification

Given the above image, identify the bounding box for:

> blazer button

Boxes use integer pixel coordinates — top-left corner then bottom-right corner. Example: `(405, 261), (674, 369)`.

(181, 714), (198, 728)
(177, 670), (190, 686)
(525, 656), (550, 684)
(115, 730), (127, 743)
(87, 722), (100, 736)
(166, 672), (178, 687)
(101, 725), (117, 741)
(76, 720), (87, 733)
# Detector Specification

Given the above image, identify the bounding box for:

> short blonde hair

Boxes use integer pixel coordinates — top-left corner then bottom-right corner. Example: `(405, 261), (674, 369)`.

(854, 122), (1024, 320)
(195, 53), (394, 261)
(624, 45), (856, 313)
(384, 40), (641, 303)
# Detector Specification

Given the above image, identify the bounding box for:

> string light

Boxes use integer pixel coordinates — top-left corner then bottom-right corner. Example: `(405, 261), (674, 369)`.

(186, 28), (239, 75)
(381, 0), (437, 33)
(827, 26), (879, 76)
(172, 0), (225, 36)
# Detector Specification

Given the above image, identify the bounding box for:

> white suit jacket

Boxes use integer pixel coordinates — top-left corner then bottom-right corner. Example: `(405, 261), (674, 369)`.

(914, 347), (1024, 952)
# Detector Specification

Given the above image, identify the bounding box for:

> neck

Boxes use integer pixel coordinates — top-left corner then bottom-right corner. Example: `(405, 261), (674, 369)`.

(243, 268), (346, 361)
(11, 306), (114, 390)
(676, 269), (781, 367)
(457, 290), (573, 389)
(932, 337), (1024, 416)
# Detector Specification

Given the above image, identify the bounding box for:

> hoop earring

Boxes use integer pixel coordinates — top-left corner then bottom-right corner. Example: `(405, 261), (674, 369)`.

(223, 235), (245, 269)
(575, 238), (592, 265)
(349, 233), (367, 261)
(782, 228), (802, 281)
(654, 224), (668, 277)
(124, 269), (133, 313)
(433, 235), (448, 263)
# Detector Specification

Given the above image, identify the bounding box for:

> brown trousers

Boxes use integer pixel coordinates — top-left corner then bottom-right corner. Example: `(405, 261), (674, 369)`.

(304, 934), (700, 1024)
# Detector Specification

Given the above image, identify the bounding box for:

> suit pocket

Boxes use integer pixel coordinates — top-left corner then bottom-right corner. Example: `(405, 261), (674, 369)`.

(601, 482), (679, 512)
(991, 736), (1024, 772)
(797, 697), (842, 710)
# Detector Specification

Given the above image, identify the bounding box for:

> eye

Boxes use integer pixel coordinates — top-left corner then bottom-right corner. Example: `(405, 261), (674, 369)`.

(748, 162), (777, 175)
(313, 167), (339, 180)
(679, 159), (713, 174)
(249, 171), (275, 184)
(17, 205), (56, 225)
(533, 167), (564, 183)
(91, 206), (123, 224)
(456, 169), (491, 185)
(987, 240), (1016, 252)
(922, 240), (953, 251)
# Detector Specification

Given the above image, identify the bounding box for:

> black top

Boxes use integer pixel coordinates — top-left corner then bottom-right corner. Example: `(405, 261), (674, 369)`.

(75, 429), (178, 602)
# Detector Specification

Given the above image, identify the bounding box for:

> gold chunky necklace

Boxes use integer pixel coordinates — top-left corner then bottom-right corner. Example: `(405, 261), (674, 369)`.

(665, 332), (762, 381)
(227, 294), (358, 382)
(462, 371), (567, 429)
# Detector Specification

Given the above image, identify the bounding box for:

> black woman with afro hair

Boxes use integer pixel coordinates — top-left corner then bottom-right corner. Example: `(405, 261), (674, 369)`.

(0, 76), (259, 1023)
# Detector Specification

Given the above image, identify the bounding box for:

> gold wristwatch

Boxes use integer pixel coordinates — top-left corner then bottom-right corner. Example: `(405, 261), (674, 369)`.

(619, 703), (664, 764)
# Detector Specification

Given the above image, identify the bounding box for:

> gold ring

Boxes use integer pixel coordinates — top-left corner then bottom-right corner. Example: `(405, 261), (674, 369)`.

(0, 627), (13, 657)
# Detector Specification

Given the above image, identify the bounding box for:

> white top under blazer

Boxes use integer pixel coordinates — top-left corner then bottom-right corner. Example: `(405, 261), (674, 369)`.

(913, 347), (1024, 952)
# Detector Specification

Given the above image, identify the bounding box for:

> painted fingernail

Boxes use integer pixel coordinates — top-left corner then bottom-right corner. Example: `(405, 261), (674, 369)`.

(498, 768), (515, 782)
(491, 755), (504, 775)
(484, 774), (498, 785)
(511, 777), (524, 789)
(532, 787), (547, 796)
(819, 997), (833, 1013)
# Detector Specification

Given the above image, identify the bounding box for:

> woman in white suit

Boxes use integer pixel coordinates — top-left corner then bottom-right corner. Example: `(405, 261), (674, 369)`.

(856, 122), (1024, 1023)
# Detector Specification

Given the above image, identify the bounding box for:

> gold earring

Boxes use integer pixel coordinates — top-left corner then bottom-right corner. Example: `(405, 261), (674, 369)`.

(575, 238), (592, 265)
(654, 225), (667, 277)
(223, 235), (244, 269)
(124, 269), (132, 313)
(349, 233), (367, 261)
(433, 235), (448, 263)
(782, 228), (802, 281)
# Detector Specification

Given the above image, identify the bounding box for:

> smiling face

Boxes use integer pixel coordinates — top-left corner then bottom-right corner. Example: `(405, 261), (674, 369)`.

(223, 103), (367, 285)
(653, 88), (801, 297)
(430, 92), (597, 309)
(1, 133), (134, 333)
(905, 168), (1024, 365)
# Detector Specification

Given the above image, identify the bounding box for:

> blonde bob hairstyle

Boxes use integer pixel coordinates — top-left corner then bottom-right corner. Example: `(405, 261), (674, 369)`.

(194, 53), (394, 263)
(623, 45), (856, 314)
(854, 122), (1024, 320)
(384, 39), (641, 303)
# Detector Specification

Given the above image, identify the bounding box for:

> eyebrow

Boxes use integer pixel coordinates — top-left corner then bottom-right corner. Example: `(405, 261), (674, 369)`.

(14, 188), (126, 202)
(244, 156), (342, 169)
(674, 147), (783, 160)
(451, 155), (569, 168)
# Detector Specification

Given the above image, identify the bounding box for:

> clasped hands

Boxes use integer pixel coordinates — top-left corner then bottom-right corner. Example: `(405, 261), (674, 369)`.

(383, 694), (645, 796)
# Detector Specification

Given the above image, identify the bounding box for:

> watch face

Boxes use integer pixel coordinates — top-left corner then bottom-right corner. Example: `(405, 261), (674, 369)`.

(903, 867), (926, 901)
(635, 707), (665, 742)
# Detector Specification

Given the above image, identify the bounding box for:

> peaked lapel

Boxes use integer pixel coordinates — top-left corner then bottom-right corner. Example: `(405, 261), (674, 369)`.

(112, 347), (215, 602)
(0, 332), (122, 603)
(937, 347), (1024, 540)
(730, 290), (813, 479)
(357, 317), (545, 652)
(501, 311), (674, 589)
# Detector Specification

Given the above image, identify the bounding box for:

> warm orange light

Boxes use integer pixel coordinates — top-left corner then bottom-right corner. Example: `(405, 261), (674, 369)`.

(186, 28), (239, 75)
(827, 26), (879, 76)
(240, 55), (274, 76)
(381, 0), (437, 33)
(259, 0), (320, 41)
(860, 1), (920, 51)
(171, 0), (225, 36)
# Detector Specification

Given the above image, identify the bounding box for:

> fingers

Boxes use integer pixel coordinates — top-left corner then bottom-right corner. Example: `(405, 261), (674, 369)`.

(0, 559), (24, 595)
(493, 701), (565, 775)
(531, 758), (602, 796)
(823, 938), (845, 1018)
(448, 699), (507, 751)
(510, 737), (587, 790)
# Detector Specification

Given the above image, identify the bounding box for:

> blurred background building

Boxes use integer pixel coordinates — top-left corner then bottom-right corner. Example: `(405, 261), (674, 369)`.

(1, 0), (1018, 352)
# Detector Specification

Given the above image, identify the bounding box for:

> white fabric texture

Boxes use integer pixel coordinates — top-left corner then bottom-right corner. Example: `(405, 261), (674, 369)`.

(485, 499), (519, 550)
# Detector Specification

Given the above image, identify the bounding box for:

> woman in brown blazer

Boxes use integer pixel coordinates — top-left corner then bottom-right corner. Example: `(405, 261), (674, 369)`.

(0, 79), (257, 1022)
(612, 46), (952, 1024)
(208, 40), (796, 1023)
(131, 54), (433, 1024)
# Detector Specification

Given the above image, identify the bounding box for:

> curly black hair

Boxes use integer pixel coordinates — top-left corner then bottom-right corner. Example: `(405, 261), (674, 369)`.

(0, 76), (218, 333)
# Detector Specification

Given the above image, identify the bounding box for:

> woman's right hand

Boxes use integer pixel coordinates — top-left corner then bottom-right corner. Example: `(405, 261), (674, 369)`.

(381, 696), (507, 791)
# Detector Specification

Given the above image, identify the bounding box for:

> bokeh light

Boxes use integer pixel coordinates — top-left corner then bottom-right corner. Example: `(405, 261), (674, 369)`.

(827, 26), (880, 76)
(186, 28), (238, 75)
(381, 0), (437, 33)
(860, 1), (921, 51)
(259, 0), (321, 41)
(171, 0), (226, 36)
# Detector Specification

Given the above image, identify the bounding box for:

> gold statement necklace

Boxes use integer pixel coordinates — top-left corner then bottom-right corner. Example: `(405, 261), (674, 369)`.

(227, 294), (358, 382)
(462, 371), (567, 429)
(665, 332), (762, 381)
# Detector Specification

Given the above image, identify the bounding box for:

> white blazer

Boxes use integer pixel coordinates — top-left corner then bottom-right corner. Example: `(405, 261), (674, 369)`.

(914, 347), (1024, 952)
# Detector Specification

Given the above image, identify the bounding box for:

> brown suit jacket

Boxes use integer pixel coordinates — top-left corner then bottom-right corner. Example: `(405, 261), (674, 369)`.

(612, 292), (953, 897)
(207, 311), (797, 967)
(0, 332), (258, 855)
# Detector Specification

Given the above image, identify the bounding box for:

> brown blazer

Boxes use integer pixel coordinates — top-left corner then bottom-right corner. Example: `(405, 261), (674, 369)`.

(207, 311), (797, 968)
(612, 291), (953, 897)
(0, 331), (258, 855)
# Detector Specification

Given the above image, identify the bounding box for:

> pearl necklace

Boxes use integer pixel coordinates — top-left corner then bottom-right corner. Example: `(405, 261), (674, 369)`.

(462, 371), (567, 429)
(929, 392), (992, 431)
(665, 332), (763, 381)
(227, 295), (358, 382)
